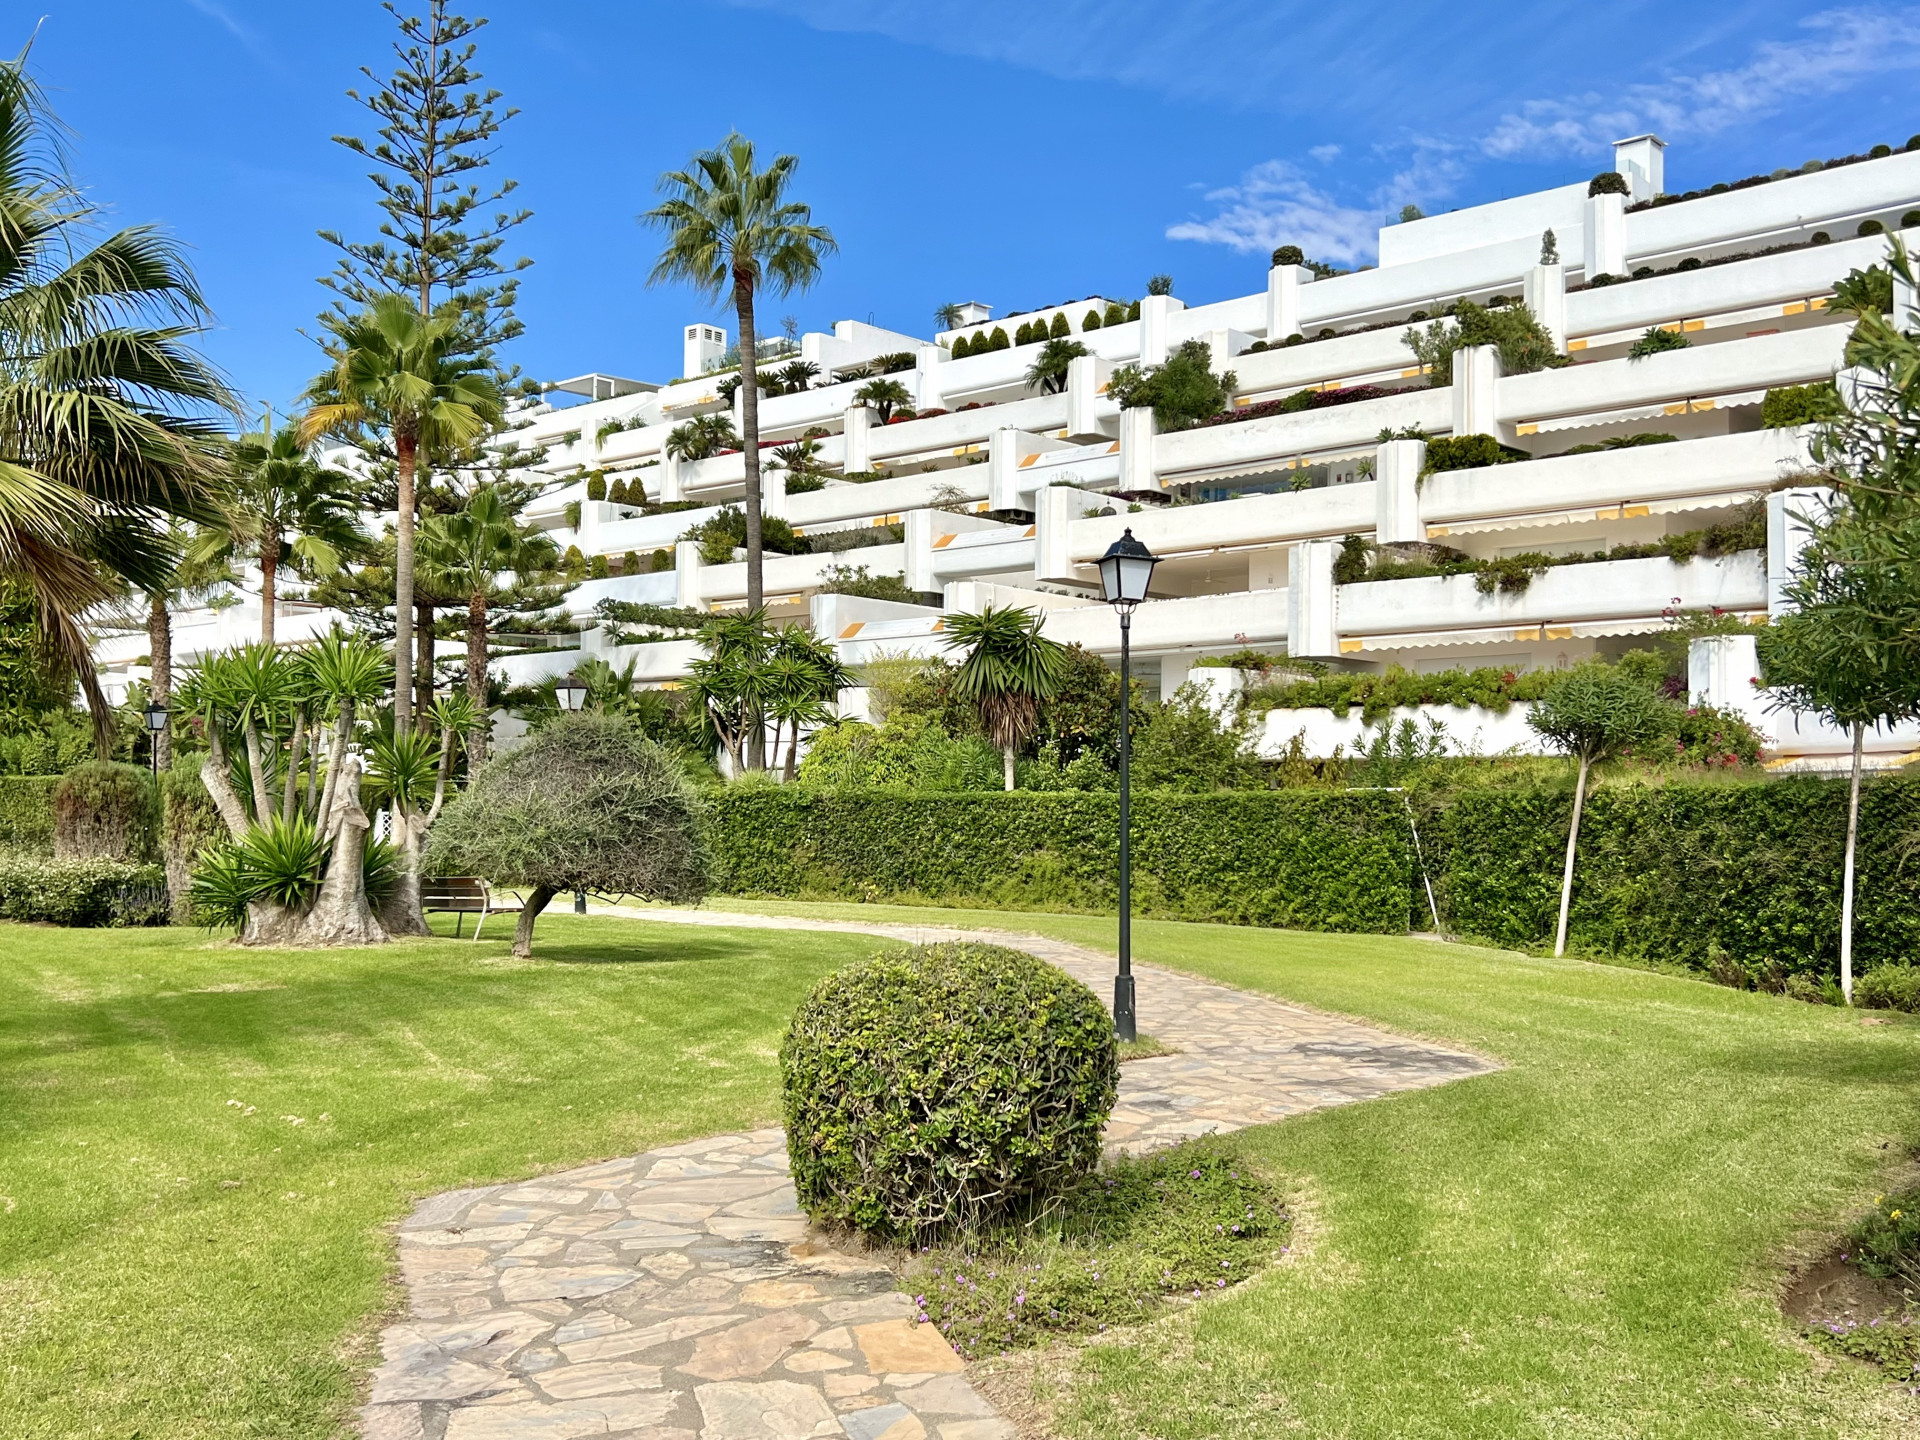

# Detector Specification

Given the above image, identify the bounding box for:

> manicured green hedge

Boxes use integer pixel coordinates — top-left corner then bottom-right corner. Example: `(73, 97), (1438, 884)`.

(0, 776), (58, 854)
(0, 855), (169, 926)
(709, 789), (1416, 933)
(1432, 777), (1920, 973)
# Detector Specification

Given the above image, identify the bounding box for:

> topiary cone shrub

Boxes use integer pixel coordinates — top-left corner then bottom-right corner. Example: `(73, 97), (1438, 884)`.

(781, 942), (1117, 1242)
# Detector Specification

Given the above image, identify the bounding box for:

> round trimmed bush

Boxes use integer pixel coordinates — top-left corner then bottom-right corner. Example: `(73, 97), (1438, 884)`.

(781, 942), (1117, 1241)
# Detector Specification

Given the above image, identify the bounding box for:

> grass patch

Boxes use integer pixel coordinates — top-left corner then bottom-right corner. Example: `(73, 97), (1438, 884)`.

(900, 1137), (1288, 1359)
(698, 897), (1920, 1438)
(0, 914), (881, 1440)
(1116, 1032), (1173, 1063)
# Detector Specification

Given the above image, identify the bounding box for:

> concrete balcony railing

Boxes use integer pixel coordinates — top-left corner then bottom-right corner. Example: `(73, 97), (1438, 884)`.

(1625, 152), (1920, 264)
(1153, 387), (1451, 485)
(694, 543), (909, 608)
(1040, 588), (1289, 658)
(1335, 552), (1768, 646)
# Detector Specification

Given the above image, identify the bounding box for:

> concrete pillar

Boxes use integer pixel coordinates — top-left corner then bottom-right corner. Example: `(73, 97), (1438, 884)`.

(1450, 344), (1504, 441)
(674, 539), (702, 611)
(762, 465), (788, 522)
(1612, 134), (1666, 203)
(1523, 262), (1568, 352)
(660, 452), (685, 504)
(1375, 438), (1425, 544)
(1035, 483), (1094, 585)
(988, 428), (1025, 513)
(1140, 294), (1185, 367)
(903, 508), (936, 594)
(1767, 486), (1832, 615)
(1287, 539), (1339, 659)
(1066, 353), (1110, 438)
(915, 344), (946, 413)
(1688, 634), (1770, 735)
(1584, 191), (1627, 280)
(843, 405), (873, 475)
(1118, 406), (1157, 493)
(1265, 263), (1313, 343)
(1159, 655), (1194, 702)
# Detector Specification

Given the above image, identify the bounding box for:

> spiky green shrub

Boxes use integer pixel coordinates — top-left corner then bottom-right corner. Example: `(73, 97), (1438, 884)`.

(781, 942), (1117, 1240)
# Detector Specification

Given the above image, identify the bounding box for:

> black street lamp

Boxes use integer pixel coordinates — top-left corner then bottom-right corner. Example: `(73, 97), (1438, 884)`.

(142, 700), (169, 780)
(1096, 527), (1159, 1043)
(555, 671), (588, 713)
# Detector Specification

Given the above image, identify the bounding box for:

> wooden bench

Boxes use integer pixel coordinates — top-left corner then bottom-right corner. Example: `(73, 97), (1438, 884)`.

(420, 877), (523, 939)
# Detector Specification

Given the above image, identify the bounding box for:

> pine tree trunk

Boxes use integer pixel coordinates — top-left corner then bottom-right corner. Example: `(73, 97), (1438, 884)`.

(513, 885), (558, 958)
(393, 430), (417, 733)
(417, 600), (437, 729)
(734, 267), (766, 771)
(260, 545), (277, 646)
(147, 593), (172, 774)
(1841, 720), (1864, 1004)
(1554, 753), (1591, 958)
(467, 590), (490, 768)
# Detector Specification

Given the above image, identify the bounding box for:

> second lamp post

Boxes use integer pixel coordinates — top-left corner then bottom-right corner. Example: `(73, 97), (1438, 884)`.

(1096, 528), (1159, 1043)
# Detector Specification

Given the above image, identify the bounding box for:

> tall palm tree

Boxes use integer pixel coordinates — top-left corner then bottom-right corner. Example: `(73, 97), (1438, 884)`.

(943, 605), (1069, 791)
(138, 520), (232, 773)
(934, 302), (965, 332)
(192, 422), (362, 644)
(0, 51), (231, 748)
(417, 483), (560, 765)
(643, 134), (836, 623)
(301, 293), (502, 732)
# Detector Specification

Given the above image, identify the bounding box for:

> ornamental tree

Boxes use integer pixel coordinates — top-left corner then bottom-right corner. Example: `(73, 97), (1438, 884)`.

(1526, 665), (1672, 957)
(427, 711), (711, 956)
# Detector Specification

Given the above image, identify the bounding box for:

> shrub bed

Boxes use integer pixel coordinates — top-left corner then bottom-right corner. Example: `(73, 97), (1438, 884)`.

(781, 942), (1116, 1240)
(0, 854), (169, 926)
(710, 789), (1416, 932)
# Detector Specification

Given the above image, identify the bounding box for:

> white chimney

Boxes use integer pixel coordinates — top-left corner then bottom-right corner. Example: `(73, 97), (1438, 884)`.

(955, 301), (993, 326)
(1612, 135), (1666, 203)
(683, 323), (727, 378)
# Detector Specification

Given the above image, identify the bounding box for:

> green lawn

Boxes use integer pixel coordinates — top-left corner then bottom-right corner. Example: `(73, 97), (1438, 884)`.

(0, 915), (881, 1439)
(708, 899), (1920, 1437)
(3, 905), (1918, 1438)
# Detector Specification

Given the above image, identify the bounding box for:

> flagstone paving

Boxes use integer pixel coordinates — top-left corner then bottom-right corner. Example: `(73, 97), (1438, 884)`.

(359, 911), (1493, 1439)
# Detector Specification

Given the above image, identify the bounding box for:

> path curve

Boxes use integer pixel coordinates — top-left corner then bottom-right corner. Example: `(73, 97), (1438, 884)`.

(359, 910), (1494, 1440)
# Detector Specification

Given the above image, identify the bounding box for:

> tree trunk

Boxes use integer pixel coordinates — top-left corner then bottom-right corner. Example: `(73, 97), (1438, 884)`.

(1002, 744), (1016, 792)
(416, 600), (437, 729)
(379, 807), (432, 937)
(394, 430), (417, 733)
(512, 884), (558, 958)
(1841, 720), (1864, 1004)
(466, 590), (490, 768)
(147, 591), (172, 774)
(1553, 752), (1591, 959)
(260, 544), (277, 646)
(734, 269), (766, 771)
(296, 755), (387, 946)
(783, 724), (800, 783)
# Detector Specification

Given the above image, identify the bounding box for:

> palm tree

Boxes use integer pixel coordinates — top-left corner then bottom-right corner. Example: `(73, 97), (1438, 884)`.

(1025, 338), (1090, 396)
(0, 52), (231, 749)
(687, 609), (772, 774)
(763, 626), (849, 780)
(138, 521), (233, 774)
(644, 134), (837, 624)
(417, 484), (560, 766)
(665, 413), (739, 461)
(934, 302), (965, 332)
(301, 293), (502, 732)
(854, 377), (911, 423)
(192, 422), (362, 645)
(943, 605), (1069, 790)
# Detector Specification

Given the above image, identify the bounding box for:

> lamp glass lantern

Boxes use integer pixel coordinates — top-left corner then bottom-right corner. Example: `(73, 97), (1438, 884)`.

(1097, 528), (1159, 611)
(555, 671), (588, 712)
(142, 701), (170, 733)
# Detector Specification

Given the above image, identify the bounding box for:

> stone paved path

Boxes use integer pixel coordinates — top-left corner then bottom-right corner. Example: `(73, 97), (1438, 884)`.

(359, 910), (1493, 1440)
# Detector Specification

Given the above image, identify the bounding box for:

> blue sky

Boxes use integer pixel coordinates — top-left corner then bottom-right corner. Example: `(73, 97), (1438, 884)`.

(22, 2), (1920, 416)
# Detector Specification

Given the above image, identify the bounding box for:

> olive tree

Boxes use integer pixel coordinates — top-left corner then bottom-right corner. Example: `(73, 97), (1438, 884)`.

(427, 711), (711, 956)
(1526, 665), (1672, 957)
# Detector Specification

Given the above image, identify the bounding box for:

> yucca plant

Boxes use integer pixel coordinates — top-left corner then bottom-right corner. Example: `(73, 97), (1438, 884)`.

(943, 605), (1070, 791)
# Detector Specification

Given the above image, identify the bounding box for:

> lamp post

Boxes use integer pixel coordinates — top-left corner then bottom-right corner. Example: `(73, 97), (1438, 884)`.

(142, 701), (169, 781)
(555, 672), (588, 912)
(1096, 528), (1159, 1043)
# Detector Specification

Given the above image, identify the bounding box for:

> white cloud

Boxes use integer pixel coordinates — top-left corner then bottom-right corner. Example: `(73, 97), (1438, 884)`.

(181, 0), (281, 69)
(1482, 7), (1920, 158)
(1309, 144), (1342, 163)
(1166, 161), (1379, 265)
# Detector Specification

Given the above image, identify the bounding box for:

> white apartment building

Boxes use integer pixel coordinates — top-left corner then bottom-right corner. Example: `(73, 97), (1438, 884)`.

(100, 134), (1920, 767)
